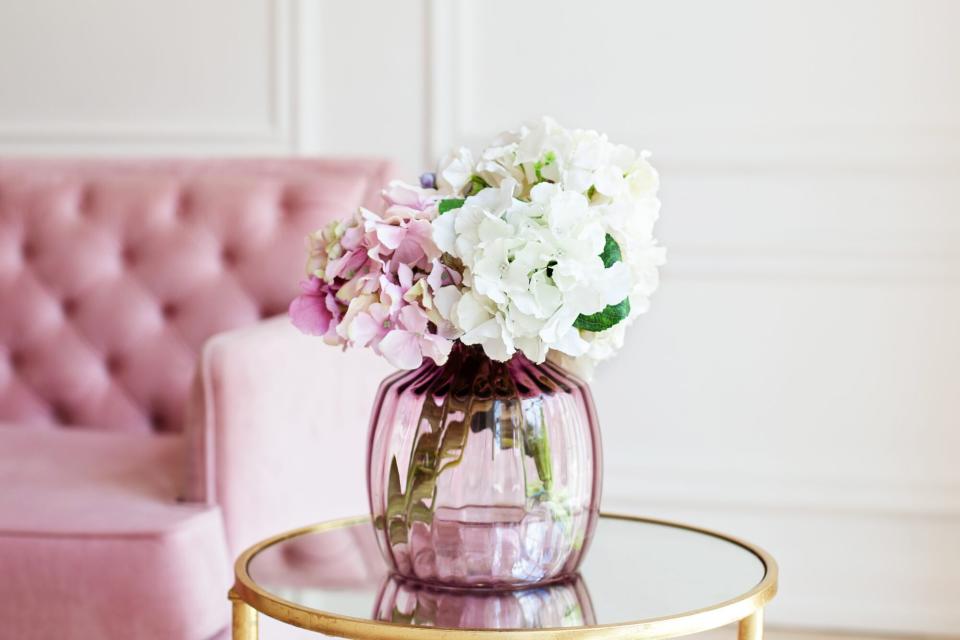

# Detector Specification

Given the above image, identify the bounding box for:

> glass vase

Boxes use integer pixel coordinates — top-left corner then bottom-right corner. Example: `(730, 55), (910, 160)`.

(366, 343), (601, 588)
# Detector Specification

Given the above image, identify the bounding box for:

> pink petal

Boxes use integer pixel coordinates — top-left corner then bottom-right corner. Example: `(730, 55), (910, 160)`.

(289, 291), (333, 336)
(379, 276), (404, 312)
(325, 249), (366, 280)
(382, 182), (421, 208)
(374, 224), (406, 250)
(340, 225), (364, 250)
(397, 263), (414, 290)
(349, 311), (385, 347)
(379, 330), (424, 369)
(393, 237), (425, 267)
(420, 334), (454, 365)
(381, 181), (439, 212)
(398, 305), (428, 334)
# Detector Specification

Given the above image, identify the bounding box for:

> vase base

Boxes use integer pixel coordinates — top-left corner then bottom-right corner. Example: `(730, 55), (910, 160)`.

(384, 504), (589, 590)
(385, 570), (583, 592)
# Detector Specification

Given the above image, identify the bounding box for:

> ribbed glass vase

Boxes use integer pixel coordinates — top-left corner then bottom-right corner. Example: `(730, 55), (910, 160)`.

(366, 343), (601, 588)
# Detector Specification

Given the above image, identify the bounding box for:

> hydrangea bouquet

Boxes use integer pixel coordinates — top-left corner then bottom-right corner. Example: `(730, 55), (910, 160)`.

(290, 117), (664, 379)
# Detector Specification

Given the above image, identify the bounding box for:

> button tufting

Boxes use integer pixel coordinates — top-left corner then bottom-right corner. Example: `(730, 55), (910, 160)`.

(52, 403), (71, 425)
(280, 192), (299, 216)
(221, 246), (239, 265)
(121, 246), (137, 266)
(105, 353), (124, 375)
(9, 350), (25, 370)
(150, 412), (167, 431)
(0, 158), (383, 435)
(176, 191), (193, 219)
(78, 187), (95, 215)
(61, 297), (79, 316)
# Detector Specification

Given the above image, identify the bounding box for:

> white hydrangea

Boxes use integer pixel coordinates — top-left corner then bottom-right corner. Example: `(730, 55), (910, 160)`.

(431, 117), (665, 375)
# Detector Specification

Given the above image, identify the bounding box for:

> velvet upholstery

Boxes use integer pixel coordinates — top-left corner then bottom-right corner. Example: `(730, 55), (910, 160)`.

(0, 158), (395, 640)
(184, 316), (394, 554)
(0, 426), (231, 640)
(0, 158), (390, 433)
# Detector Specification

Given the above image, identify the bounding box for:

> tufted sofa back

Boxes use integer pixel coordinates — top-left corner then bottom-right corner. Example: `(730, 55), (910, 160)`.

(0, 158), (393, 434)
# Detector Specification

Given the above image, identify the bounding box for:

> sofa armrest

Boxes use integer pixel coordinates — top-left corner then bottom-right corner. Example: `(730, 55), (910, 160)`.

(183, 316), (395, 554)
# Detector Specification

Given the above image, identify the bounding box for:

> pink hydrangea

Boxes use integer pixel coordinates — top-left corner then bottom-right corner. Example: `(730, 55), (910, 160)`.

(289, 181), (457, 368)
(288, 276), (342, 343)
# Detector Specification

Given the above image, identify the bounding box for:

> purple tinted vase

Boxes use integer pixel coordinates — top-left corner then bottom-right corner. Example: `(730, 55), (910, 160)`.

(367, 343), (601, 588)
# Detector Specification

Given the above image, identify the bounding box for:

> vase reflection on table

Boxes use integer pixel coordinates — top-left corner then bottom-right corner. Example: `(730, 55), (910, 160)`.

(367, 343), (602, 588)
(374, 574), (596, 629)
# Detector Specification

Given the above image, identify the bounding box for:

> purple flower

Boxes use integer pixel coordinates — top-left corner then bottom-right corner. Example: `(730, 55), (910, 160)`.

(289, 277), (341, 341)
(419, 172), (437, 189)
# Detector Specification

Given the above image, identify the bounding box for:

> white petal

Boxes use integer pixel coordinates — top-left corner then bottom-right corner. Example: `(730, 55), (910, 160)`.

(452, 291), (493, 332)
(432, 209), (458, 255)
(593, 165), (626, 197)
(437, 146), (475, 194)
(598, 262), (633, 305)
(540, 305), (580, 343)
(562, 168), (594, 193)
(433, 285), (461, 319)
(515, 336), (548, 363)
(549, 326), (590, 357)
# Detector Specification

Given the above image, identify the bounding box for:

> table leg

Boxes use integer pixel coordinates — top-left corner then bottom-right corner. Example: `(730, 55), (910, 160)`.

(738, 609), (764, 640)
(229, 590), (258, 640)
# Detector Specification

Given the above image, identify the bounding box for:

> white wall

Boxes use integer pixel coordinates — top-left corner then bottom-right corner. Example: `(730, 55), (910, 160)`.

(1, 0), (958, 634)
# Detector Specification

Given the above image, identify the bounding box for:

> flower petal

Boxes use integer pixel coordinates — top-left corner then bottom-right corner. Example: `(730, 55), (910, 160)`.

(378, 330), (424, 369)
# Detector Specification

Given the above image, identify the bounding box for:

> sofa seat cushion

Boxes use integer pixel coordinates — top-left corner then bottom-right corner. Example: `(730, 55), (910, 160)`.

(0, 426), (231, 640)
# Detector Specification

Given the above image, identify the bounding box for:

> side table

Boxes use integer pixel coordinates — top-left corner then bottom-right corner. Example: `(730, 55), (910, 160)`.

(229, 513), (778, 639)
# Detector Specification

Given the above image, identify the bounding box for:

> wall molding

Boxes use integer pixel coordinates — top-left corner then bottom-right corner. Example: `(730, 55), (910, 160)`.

(426, 0), (960, 287)
(427, 0), (960, 174)
(604, 464), (960, 518)
(424, 0), (459, 168)
(663, 245), (960, 282)
(0, 0), (298, 152)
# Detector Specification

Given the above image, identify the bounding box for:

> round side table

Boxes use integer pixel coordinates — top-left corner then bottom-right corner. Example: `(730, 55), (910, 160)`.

(229, 513), (778, 640)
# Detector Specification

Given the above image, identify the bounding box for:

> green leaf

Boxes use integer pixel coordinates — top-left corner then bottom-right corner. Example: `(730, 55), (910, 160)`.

(574, 297), (631, 332)
(534, 151), (556, 182)
(438, 420), (468, 465)
(523, 411), (553, 493)
(600, 233), (622, 268)
(407, 468), (436, 504)
(466, 174), (489, 195)
(408, 502), (434, 525)
(438, 198), (464, 214)
(388, 517), (408, 546)
(571, 234), (628, 331)
(388, 457), (402, 497)
(390, 606), (415, 625)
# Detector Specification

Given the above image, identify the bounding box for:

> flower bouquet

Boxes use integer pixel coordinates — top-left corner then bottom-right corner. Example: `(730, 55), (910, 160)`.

(291, 117), (664, 587)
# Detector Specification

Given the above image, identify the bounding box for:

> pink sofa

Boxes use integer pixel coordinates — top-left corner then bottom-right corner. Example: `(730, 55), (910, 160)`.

(0, 159), (397, 640)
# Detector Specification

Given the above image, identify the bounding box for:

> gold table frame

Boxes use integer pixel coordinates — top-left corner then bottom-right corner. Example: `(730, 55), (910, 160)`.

(229, 513), (779, 640)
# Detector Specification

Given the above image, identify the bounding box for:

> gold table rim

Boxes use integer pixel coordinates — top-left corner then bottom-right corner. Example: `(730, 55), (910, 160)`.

(231, 512), (779, 640)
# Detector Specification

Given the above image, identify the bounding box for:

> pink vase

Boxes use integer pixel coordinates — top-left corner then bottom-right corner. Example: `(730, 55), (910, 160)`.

(367, 343), (601, 588)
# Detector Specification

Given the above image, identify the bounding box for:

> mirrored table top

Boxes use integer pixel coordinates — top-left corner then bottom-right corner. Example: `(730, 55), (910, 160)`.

(235, 514), (777, 638)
